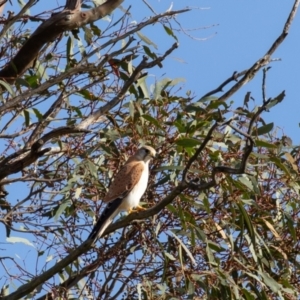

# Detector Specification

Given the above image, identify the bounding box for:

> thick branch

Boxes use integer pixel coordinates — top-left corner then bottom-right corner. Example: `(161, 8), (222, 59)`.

(0, 0), (123, 82)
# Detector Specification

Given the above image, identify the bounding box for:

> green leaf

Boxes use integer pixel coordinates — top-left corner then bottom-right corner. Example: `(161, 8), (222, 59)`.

(136, 76), (149, 99)
(284, 213), (296, 241)
(255, 140), (278, 148)
(155, 166), (184, 171)
(0, 284), (9, 296)
(255, 122), (274, 136)
(32, 108), (43, 121)
(207, 240), (225, 252)
(237, 201), (255, 247)
(66, 36), (74, 60)
(270, 156), (291, 177)
(76, 36), (87, 57)
(90, 23), (101, 36)
(23, 109), (30, 126)
(136, 31), (158, 49)
(54, 200), (71, 221)
(23, 75), (39, 88)
(265, 91), (285, 110)
(163, 25), (178, 41)
(203, 197), (210, 213)
(0, 80), (15, 96)
(143, 45), (157, 60)
(141, 114), (163, 129)
(75, 187), (82, 199)
(257, 271), (281, 293)
(169, 231), (196, 265)
(154, 77), (185, 100)
(35, 60), (48, 80)
(164, 252), (176, 260)
(83, 26), (93, 45)
(71, 106), (83, 117)
(206, 243), (217, 266)
(137, 283), (142, 300)
(244, 232), (258, 263)
(86, 161), (98, 177)
(242, 289), (256, 300)
(78, 89), (96, 100)
(129, 101), (135, 119)
(238, 175), (260, 195)
(175, 138), (201, 148)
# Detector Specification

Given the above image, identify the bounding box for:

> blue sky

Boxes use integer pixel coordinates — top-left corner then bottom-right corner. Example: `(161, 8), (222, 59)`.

(1, 0), (300, 296)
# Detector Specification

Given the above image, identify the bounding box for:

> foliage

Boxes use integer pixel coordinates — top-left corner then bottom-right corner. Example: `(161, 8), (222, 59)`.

(0, 1), (299, 299)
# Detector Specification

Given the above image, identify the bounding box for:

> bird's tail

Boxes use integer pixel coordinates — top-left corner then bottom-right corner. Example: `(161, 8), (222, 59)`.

(88, 198), (123, 242)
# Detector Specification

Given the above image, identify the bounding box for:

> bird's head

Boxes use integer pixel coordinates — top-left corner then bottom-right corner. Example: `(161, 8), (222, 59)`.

(136, 145), (156, 162)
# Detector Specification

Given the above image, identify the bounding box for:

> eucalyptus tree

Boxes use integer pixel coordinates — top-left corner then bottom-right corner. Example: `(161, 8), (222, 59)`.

(0, 1), (299, 299)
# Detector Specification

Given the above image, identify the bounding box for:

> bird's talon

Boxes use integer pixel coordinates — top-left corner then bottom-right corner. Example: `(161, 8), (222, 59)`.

(128, 205), (146, 214)
(136, 205), (146, 211)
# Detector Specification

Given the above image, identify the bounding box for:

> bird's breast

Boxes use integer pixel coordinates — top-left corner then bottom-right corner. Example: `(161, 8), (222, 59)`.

(119, 165), (149, 211)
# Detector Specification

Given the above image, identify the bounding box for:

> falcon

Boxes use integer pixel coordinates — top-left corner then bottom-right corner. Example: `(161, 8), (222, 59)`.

(88, 145), (156, 241)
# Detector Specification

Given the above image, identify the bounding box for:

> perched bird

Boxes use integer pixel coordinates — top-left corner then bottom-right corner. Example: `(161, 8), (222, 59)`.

(88, 145), (156, 241)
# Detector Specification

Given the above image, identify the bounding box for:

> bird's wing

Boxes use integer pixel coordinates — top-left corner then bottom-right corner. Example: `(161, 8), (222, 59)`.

(88, 162), (145, 242)
(88, 197), (123, 241)
(103, 161), (145, 203)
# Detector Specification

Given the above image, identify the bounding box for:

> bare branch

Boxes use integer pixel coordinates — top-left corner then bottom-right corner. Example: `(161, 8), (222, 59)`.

(64, 0), (81, 11)
(200, 70), (247, 99)
(201, 0), (299, 103)
(81, 8), (190, 64)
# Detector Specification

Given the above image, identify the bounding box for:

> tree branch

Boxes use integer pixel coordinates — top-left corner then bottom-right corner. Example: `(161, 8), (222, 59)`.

(0, 0), (123, 82)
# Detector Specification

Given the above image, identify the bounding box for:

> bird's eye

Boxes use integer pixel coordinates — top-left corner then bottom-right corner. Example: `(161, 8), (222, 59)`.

(144, 148), (150, 154)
